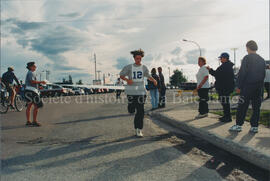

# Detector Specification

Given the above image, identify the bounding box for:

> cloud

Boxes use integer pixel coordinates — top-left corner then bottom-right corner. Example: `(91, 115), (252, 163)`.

(114, 57), (131, 70)
(185, 49), (206, 64)
(59, 12), (81, 18)
(171, 47), (182, 55)
(171, 56), (186, 65)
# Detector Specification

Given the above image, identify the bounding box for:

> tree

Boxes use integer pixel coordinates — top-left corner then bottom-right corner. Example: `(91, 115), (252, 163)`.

(170, 69), (187, 86)
(68, 75), (73, 84)
(76, 79), (83, 85)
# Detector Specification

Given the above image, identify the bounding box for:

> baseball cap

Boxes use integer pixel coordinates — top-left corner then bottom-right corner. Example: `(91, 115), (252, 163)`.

(218, 52), (230, 59)
(8, 67), (14, 71)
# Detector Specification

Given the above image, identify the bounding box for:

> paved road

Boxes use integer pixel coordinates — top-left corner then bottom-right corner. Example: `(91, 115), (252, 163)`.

(1, 91), (268, 180)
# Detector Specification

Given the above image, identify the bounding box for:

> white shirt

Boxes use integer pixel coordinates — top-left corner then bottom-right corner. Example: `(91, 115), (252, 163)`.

(196, 65), (209, 88)
(265, 69), (270, 82)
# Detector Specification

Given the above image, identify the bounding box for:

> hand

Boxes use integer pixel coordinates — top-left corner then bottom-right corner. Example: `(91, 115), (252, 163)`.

(206, 66), (211, 70)
(127, 79), (133, 85)
(153, 80), (157, 86)
(236, 88), (241, 94)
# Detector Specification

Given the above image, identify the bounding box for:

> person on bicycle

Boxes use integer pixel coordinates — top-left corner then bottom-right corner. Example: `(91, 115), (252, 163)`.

(2, 67), (21, 109)
(24, 62), (46, 127)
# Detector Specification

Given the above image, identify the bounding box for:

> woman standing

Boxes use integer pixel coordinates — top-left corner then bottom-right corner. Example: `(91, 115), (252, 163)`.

(148, 68), (160, 110)
(195, 57), (210, 119)
(24, 62), (46, 127)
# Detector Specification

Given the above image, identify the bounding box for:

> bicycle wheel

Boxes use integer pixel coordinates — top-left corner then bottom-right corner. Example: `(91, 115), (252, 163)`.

(15, 95), (24, 112)
(0, 95), (9, 114)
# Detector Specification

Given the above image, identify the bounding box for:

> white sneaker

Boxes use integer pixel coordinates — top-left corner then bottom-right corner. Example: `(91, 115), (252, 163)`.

(249, 127), (258, 133)
(195, 113), (208, 119)
(135, 128), (140, 137)
(137, 129), (143, 137)
(229, 125), (242, 132)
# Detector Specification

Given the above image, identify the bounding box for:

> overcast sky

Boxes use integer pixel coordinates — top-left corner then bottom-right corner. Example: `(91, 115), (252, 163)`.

(1, 0), (269, 84)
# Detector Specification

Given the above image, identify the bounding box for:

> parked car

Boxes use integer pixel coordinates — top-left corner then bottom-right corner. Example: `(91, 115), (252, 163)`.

(83, 87), (94, 95)
(40, 84), (68, 97)
(73, 87), (85, 95)
(179, 83), (197, 90)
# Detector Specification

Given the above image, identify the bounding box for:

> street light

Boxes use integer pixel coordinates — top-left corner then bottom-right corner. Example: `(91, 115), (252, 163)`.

(182, 39), (202, 56)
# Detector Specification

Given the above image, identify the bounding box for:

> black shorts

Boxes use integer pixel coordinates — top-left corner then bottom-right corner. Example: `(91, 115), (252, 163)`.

(24, 90), (43, 108)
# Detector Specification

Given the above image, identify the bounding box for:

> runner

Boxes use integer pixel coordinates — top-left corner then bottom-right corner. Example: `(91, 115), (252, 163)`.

(2, 67), (21, 109)
(120, 49), (157, 137)
(24, 62), (46, 127)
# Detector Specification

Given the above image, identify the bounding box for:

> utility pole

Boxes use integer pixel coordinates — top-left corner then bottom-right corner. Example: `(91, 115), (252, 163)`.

(231, 48), (238, 66)
(168, 67), (171, 84)
(94, 53), (97, 81)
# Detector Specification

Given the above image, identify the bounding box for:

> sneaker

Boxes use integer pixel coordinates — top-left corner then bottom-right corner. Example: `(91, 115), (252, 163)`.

(249, 127), (258, 133)
(229, 125), (242, 132)
(135, 128), (140, 137)
(32, 122), (41, 127)
(219, 117), (232, 123)
(25, 121), (32, 126)
(138, 129), (143, 137)
(195, 113), (208, 119)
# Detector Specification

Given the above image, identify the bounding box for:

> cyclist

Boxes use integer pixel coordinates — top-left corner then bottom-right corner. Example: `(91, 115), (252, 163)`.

(2, 67), (20, 109)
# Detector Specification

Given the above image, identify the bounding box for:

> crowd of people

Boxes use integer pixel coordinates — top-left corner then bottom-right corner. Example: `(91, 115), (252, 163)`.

(1, 40), (268, 136)
(195, 40), (267, 134)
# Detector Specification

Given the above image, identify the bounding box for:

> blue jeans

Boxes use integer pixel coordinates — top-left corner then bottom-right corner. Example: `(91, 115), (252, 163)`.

(150, 89), (159, 109)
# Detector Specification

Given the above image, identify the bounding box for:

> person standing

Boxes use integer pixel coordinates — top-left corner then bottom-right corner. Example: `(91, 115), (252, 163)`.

(158, 67), (166, 108)
(195, 57), (210, 119)
(148, 68), (160, 110)
(207, 53), (235, 122)
(24, 62), (46, 127)
(229, 40), (266, 133)
(263, 65), (270, 99)
(120, 49), (157, 137)
(2, 67), (21, 109)
(116, 78), (123, 99)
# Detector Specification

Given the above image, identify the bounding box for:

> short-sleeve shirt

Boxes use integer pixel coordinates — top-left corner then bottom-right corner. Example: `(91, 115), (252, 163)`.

(265, 69), (270, 83)
(120, 63), (151, 95)
(25, 71), (38, 89)
(196, 65), (209, 88)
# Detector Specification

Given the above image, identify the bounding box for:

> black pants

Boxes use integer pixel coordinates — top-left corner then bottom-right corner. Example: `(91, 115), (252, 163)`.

(159, 87), (166, 107)
(218, 91), (232, 119)
(198, 88), (209, 115)
(116, 90), (122, 99)
(236, 84), (263, 127)
(264, 82), (270, 98)
(127, 95), (146, 129)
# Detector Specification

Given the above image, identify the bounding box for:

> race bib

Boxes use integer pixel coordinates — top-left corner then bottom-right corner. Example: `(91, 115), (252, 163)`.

(132, 65), (144, 83)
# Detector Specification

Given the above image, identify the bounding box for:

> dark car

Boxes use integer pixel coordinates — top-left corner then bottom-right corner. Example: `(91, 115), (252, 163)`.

(179, 83), (197, 90)
(40, 84), (68, 97)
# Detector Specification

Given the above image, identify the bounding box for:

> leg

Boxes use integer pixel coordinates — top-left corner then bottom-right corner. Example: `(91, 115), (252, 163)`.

(33, 104), (39, 123)
(199, 89), (209, 114)
(156, 89), (159, 108)
(266, 82), (270, 98)
(150, 90), (155, 109)
(10, 88), (16, 106)
(236, 95), (250, 126)
(127, 95), (135, 113)
(219, 93), (231, 119)
(26, 103), (33, 123)
(134, 96), (145, 129)
(250, 88), (262, 127)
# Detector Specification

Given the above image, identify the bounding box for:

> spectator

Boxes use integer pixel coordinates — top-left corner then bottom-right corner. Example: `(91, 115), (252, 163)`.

(24, 62), (47, 127)
(264, 65), (270, 99)
(207, 53), (235, 122)
(195, 57), (210, 119)
(158, 67), (166, 108)
(229, 40), (266, 133)
(148, 68), (160, 110)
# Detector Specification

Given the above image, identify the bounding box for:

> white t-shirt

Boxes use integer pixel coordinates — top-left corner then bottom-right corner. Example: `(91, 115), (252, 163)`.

(265, 69), (270, 83)
(196, 65), (209, 88)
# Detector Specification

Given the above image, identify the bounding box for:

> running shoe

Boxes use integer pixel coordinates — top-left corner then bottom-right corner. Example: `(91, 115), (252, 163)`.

(229, 125), (242, 132)
(249, 127), (258, 133)
(195, 113), (208, 119)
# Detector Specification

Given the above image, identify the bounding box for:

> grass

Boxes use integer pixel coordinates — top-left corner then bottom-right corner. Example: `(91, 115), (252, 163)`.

(211, 109), (270, 127)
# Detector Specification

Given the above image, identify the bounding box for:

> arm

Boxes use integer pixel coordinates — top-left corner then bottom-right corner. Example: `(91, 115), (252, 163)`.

(209, 69), (216, 76)
(237, 57), (248, 90)
(14, 75), (20, 85)
(30, 80), (46, 85)
(120, 65), (133, 85)
(148, 77), (157, 86)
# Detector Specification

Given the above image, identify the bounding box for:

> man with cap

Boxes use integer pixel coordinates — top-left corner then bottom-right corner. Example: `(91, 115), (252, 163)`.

(207, 53), (235, 122)
(2, 67), (20, 108)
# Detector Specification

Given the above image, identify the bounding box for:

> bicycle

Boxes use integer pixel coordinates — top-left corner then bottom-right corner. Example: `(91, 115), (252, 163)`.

(0, 84), (25, 114)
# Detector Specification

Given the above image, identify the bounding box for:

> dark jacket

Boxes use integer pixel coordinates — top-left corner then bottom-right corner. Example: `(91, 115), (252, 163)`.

(237, 53), (265, 89)
(147, 74), (160, 90)
(2, 71), (19, 85)
(158, 72), (166, 89)
(209, 61), (235, 94)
